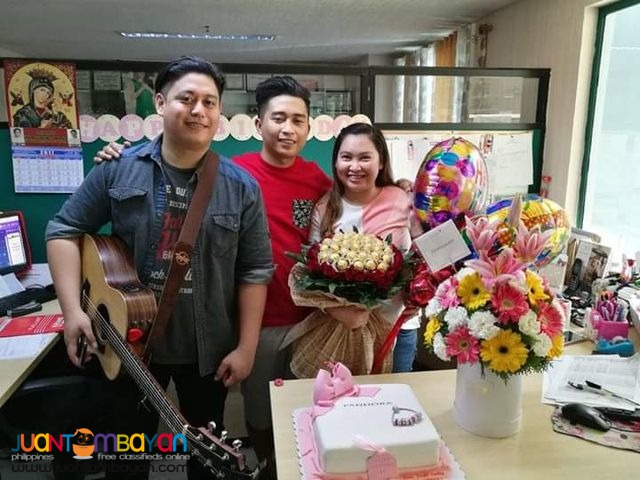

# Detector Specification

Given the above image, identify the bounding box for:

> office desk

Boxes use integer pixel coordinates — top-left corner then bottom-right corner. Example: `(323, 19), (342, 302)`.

(270, 341), (638, 480)
(0, 300), (61, 407)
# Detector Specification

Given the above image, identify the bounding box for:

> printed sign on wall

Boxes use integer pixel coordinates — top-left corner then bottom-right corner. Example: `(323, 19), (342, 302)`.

(78, 113), (371, 143)
(4, 60), (83, 193)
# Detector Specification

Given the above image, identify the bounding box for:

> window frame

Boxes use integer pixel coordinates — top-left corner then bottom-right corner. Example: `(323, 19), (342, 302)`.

(577, 0), (640, 227)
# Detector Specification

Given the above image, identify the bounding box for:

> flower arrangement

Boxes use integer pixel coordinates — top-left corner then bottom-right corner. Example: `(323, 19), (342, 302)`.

(289, 231), (413, 309)
(283, 231), (414, 377)
(423, 216), (565, 379)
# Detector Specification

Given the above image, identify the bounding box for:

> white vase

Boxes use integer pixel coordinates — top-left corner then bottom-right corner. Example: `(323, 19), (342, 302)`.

(453, 362), (523, 438)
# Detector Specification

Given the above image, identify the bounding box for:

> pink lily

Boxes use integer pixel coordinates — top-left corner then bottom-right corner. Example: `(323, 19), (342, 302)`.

(465, 216), (500, 255)
(513, 223), (552, 265)
(466, 249), (526, 288)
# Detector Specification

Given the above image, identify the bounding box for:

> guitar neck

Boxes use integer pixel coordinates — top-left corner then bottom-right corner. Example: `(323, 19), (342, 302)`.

(81, 235), (254, 478)
(99, 319), (189, 432)
(99, 321), (254, 477)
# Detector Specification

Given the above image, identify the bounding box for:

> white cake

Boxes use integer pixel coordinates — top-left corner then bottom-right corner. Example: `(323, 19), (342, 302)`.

(313, 384), (441, 474)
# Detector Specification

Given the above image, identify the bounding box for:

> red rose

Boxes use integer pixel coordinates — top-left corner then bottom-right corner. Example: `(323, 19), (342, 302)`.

(352, 269), (367, 282)
(408, 275), (437, 306)
(392, 250), (403, 269)
(307, 257), (320, 273)
(306, 244), (321, 273)
(369, 269), (390, 288)
(321, 262), (338, 278)
(433, 267), (454, 283)
(344, 267), (354, 281)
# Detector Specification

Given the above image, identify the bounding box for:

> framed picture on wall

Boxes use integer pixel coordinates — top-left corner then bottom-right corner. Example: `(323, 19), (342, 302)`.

(225, 74), (245, 91)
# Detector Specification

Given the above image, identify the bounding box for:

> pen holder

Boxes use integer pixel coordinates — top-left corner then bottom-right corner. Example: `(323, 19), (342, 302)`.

(583, 308), (598, 342)
(595, 317), (629, 340)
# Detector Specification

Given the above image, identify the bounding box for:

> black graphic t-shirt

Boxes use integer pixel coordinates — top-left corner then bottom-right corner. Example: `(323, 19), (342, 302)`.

(147, 161), (197, 364)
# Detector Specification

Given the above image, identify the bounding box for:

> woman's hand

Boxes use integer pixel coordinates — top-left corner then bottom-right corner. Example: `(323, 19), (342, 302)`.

(326, 305), (370, 329)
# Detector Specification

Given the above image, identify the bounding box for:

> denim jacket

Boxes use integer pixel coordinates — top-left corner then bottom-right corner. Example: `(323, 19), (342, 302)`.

(46, 136), (274, 375)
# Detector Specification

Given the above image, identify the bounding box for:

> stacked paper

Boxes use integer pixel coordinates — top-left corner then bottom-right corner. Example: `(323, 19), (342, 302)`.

(542, 354), (640, 411)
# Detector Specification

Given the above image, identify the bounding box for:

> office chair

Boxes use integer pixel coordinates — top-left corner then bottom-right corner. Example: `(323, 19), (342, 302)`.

(0, 342), (110, 449)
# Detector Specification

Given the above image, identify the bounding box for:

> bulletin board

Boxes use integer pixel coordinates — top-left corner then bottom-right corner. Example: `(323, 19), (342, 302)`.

(383, 129), (543, 199)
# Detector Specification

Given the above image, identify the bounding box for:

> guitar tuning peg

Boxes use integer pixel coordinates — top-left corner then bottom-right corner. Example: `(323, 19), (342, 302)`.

(220, 430), (228, 442)
(232, 439), (243, 451)
(207, 421), (217, 432)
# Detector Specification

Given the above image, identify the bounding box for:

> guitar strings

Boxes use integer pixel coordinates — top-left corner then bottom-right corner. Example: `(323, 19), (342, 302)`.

(80, 293), (232, 463)
(82, 293), (186, 430)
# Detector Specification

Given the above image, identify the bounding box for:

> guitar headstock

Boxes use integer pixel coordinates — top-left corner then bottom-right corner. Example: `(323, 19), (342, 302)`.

(181, 424), (259, 479)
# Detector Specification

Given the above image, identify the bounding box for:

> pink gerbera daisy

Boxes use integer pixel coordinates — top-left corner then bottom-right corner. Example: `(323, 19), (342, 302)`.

(436, 277), (460, 308)
(491, 282), (529, 324)
(537, 302), (564, 337)
(445, 326), (480, 364)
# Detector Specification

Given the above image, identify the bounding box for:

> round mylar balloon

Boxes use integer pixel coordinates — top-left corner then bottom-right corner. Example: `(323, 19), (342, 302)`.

(486, 194), (571, 267)
(414, 137), (489, 229)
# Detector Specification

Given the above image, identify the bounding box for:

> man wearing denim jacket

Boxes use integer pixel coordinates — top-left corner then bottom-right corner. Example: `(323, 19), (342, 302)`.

(46, 56), (273, 479)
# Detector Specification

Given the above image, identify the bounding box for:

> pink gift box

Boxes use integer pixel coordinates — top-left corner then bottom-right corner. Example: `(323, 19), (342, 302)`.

(595, 318), (629, 340)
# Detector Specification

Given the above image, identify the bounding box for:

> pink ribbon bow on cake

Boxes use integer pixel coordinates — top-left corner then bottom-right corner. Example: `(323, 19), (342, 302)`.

(313, 362), (380, 416)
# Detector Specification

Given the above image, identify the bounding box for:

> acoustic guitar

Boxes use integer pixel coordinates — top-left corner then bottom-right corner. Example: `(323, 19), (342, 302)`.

(80, 234), (258, 479)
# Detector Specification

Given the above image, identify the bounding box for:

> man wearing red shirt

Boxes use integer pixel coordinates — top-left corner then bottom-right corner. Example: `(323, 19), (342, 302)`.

(235, 77), (331, 478)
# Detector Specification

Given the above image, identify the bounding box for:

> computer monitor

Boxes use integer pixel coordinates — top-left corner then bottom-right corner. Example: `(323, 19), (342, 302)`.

(0, 211), (31, 276)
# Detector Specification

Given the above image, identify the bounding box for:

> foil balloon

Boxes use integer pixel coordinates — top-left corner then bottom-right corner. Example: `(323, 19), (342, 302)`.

(486, 194), (571, 267)
(414, 137), (489, 229)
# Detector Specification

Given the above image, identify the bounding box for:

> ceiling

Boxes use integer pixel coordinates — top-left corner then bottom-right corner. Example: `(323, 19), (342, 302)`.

(0, 0), (518, 65)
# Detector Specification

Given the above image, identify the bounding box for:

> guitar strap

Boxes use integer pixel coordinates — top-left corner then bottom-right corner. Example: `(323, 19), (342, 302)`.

(142, 150), (219, 360)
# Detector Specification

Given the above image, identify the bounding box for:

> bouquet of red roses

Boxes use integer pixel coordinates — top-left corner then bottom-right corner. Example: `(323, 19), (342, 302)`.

(284, 231), (414, 377)
(293, 231), (411, 306)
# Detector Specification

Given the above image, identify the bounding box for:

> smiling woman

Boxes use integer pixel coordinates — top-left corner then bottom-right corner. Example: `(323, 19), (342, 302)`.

(291, 122), (415, 375)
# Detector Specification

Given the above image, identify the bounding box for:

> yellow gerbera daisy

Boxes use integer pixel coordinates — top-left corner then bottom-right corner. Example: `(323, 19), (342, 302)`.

(424, 317), (441, 345)
(457, 272), (491, 309)
(525, 270), (549, 305)
(480, 330), (528, 373)
(547, 333), (564, 359)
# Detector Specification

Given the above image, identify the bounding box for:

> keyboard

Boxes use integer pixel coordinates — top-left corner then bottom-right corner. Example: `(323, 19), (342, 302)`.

(0, 286), (57, 317)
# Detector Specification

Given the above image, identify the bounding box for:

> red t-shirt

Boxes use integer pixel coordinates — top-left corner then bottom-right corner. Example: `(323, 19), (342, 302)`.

(234, 152), (333, 327)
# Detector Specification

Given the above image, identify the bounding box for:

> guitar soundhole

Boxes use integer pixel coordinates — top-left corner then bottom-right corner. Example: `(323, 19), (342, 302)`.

(94, 304), (111, 348)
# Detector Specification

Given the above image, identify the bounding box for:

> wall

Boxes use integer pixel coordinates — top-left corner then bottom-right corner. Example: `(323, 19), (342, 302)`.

(478, 0), (612, 221)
